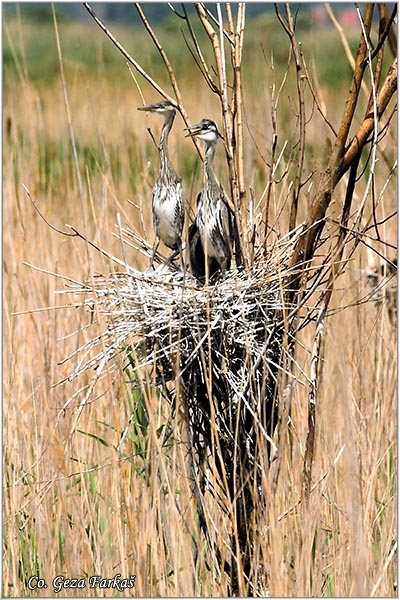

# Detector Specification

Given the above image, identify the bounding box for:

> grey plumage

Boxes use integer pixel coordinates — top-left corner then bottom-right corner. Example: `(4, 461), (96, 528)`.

(188, 196), (219, 282)
(138, 100), (184, 265)
(185, 119), (236, 278)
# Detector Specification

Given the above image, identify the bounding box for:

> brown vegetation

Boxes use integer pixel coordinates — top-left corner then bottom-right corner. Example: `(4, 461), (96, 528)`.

(3, 3), (397, 597)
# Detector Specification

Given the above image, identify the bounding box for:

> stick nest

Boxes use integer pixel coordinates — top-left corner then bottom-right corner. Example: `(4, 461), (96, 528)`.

(58, 227), (304, 471)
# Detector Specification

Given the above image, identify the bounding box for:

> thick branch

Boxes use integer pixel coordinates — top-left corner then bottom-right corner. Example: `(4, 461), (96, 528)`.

(230, 3), (248, 266)
(342, 58), (397, 174)
(325, 2), (370, 99)
(289, 8), (396, 277)
(232, 3), (246, 201)
(364, 3), (387, 116)
(195, 4), (228, 119)
(336, 3), (374, 148)
(367, 3), (397, 64)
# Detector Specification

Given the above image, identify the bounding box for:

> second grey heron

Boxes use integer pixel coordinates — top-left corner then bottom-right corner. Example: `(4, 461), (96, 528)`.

(185, 118), (237, 279)
(138, 100), (184, 267)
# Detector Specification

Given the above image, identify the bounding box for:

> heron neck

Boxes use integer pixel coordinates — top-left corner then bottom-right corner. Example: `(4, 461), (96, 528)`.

(204, 141), (218, 188)
(159, 111), (175, 163)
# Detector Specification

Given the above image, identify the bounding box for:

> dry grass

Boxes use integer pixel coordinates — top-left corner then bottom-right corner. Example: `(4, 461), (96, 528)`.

(3, 9), (397, 598)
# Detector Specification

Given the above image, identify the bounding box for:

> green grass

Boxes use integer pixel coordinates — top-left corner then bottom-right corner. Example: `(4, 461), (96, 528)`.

(3, 9), (362, 89)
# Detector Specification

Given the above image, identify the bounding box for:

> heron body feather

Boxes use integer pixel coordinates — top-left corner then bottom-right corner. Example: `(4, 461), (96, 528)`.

(196, 186), (232, 270)
(153, 179), (184, 250)
(137, 100), (184, 261)
(186, 118), (235, 276)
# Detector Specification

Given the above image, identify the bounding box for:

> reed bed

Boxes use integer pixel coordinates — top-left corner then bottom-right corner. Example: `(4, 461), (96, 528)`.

(3, 4), (397, 597)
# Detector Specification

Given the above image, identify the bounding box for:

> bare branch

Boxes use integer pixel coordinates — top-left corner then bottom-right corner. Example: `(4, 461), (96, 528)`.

(281, 4), (307, 232)
(364, 3), (386, 116)
(366, 3), (397, 64)
(289, 6), (396, 285)
(335, 3), (374, 149)
(22, 184), (76, 237)
(342, 58), (397, 174)
(180, 12), (219, 94)
(325, 2), (370, 99)
(301, 56), (338, 137)
(232, 3), (246, 202)
(66, 225), (136, 272)
(382, 2), (398, 58)
(195, 4), (233, 147)
(83, 3), (175, 104)
(200, 3), (234, 44)
(134, 3), (184, 108)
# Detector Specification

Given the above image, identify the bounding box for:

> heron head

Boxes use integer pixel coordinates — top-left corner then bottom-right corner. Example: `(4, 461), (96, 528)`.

(184, 119), (221, 144)
(137, 100), (177, 116)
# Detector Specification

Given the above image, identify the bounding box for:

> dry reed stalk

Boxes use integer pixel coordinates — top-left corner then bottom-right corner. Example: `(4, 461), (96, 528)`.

(275, 4), (307, 232)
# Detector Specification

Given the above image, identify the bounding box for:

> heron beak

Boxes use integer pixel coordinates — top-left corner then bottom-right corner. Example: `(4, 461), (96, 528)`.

(184, 122), (203, 138)
(137, 103), (158, 112)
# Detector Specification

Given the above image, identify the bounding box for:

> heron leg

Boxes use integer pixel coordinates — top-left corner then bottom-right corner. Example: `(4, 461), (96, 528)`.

(150, 238), (160, 269)
(166, 244), (181, 264)
(176, 241), (186, 274)
(164, 242), (186, 271)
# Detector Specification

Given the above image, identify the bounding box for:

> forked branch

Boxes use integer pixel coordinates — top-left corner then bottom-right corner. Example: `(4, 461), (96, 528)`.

(290, 5), (397, 284)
